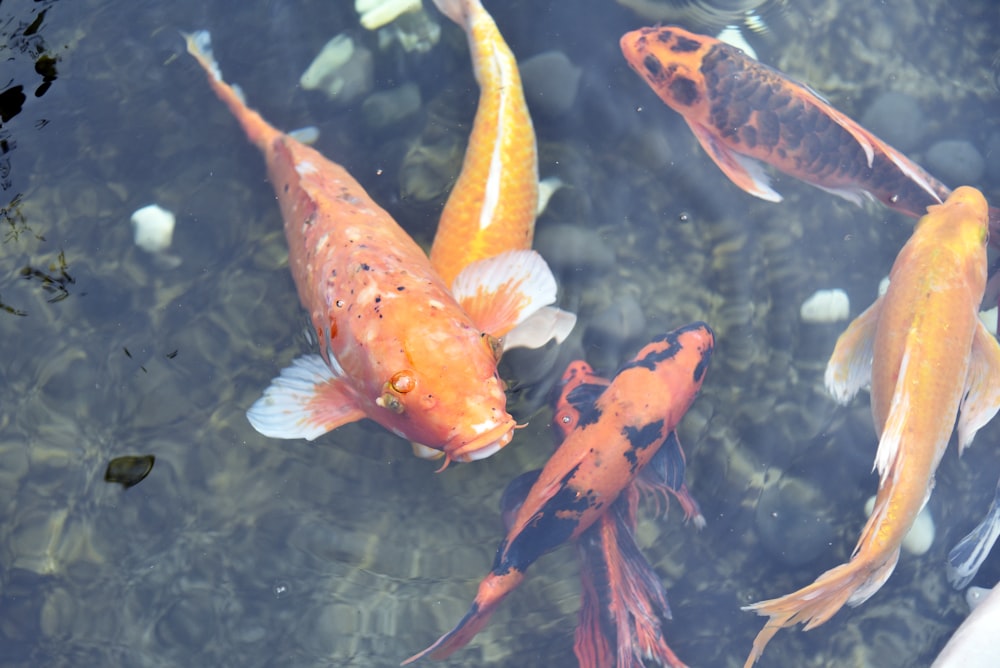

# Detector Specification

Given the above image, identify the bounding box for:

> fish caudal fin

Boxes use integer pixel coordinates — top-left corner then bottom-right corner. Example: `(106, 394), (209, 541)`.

(741, 553), (898, 667)
(246, 354), (365, 440)
(824, 296), (882, 404)
(401, 569), (524, 664)
(452, 249), (576, 346)
(686, 120), (782, 203)
(576, 498), (688, 668)
(183, 30), (280, 152)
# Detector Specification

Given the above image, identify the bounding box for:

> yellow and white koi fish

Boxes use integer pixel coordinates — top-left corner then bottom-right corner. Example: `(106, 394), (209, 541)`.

(742, 187), (1000, 666)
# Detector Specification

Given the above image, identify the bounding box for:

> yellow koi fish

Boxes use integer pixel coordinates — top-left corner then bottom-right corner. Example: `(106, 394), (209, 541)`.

(427, 0), (539, 288)
(743, 187), (1000, 666)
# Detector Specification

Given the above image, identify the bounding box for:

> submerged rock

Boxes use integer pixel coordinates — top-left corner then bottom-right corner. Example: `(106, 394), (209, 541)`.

(860, 91), (926, 152)
(926, 139), (985, 186)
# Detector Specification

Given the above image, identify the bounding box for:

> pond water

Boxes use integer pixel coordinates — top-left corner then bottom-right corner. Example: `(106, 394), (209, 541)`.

(1, 0), (999, 666)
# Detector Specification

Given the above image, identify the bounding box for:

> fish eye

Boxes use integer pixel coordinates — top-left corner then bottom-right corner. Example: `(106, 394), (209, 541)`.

(390, 370), (415, 393)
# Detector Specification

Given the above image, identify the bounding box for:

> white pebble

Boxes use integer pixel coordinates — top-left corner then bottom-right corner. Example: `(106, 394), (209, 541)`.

(800, 288), (850, 323)
(130, 204), (175, 253)
(355, 0), (421, 30)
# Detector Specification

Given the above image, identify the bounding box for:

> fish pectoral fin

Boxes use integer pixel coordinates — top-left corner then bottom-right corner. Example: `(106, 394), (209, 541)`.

(452, 249), (567, 339)
(956, 319), (1000, 452)
(687, 120), (782, 203)
(503, 305), (577, 350)
(246, 354), (365, 440)
(947, 478), (1000, 589)
(824, 296), (882, 404)
(812, 182), (870, 208)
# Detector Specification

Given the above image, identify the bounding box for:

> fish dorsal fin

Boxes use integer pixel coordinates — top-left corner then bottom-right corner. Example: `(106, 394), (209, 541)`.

(956, 319), (1000, 453)
(452, 249), (574, 346)
(686, 120), (783, 202)
(873, 346), (912, 478)
(825, 296), (882, 404)
(246, 354), (365, 440)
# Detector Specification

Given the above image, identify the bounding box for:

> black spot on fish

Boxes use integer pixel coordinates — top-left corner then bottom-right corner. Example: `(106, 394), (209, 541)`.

(672, 36), (702, 53)
(374, 295), (381, 303)
(283, 183), (289, 193)
(397, 286), (405, 291)
(655, 29), (673, 43)
(741, 125), (758, 149)
(493, 464), (592, 574)
(694, 345), (712, 382)
(758, 109), (780, 148)
(642, 54), (662, 78)
(669, 76), (699, 106)
(564, 382), (607, 428)
(360, 263), (371, 271)
(624, 420), (665, 452)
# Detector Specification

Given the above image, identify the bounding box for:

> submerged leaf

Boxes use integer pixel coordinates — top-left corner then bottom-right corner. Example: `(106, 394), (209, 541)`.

(104, 455), (155, 489)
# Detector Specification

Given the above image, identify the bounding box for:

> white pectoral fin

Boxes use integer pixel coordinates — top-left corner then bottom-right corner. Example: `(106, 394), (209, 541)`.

(825, 296), (881, 404)
(956, 319), (1000, 453)
(503, 305), (577, 350)
(452, 249), (569, 339)
(246, 354), (365, 440)
(687, 120), (782, 202)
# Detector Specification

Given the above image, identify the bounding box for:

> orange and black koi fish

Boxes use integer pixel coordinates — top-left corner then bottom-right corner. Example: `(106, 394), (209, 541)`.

(620, 26), (1000, 234)
(402, 323), (714, 664)
(555, 360), (699, 668)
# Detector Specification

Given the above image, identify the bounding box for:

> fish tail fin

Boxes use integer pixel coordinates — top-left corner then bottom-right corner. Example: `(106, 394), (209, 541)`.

(430, 0), (478, 26)
(183, 30), (280, 151)
(401, 569), (524, 664)
(741, 551), (898, 667)
(575, 504), (688, 668)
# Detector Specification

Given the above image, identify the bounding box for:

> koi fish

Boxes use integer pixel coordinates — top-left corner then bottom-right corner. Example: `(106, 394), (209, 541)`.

(742, 187), (1000, 667)
(423, 0), (575, 357)
(402, 323), (714, 663)
(620, 26), (1000, 232)
(554, 360), (700, 668)
(427, 0), (538, 288)
(185, 31), (564, 464)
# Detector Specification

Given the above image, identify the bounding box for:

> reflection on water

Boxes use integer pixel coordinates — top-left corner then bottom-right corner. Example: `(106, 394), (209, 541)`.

(0, 0), (998, 666)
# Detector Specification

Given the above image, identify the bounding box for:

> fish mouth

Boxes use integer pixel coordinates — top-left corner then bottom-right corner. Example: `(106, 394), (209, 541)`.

(447, 420), (516, 463)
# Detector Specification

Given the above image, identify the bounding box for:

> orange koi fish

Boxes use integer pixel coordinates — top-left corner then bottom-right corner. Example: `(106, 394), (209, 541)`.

(742, 187), (1000, 666)
(555, 360), (701, 668)
(620, 26), (1000, 231)
(186, 31), (564, 464)
(402, 323), (714, 664)
(427, 0), (539, 288)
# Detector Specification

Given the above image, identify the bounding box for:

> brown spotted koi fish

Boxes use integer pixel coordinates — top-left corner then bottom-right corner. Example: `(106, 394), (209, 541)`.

(742, 187), (1000, 666)
(402, 323), (714, 664)
(186, 31), (565, 465)
(620, 26), (1000, 233)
